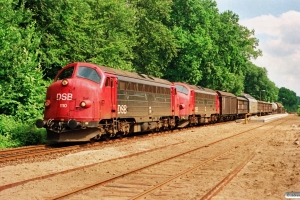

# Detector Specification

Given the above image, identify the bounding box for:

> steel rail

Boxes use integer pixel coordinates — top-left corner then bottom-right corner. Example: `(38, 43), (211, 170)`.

(0, 145), (81, 162)
(0, 145), (49, 156)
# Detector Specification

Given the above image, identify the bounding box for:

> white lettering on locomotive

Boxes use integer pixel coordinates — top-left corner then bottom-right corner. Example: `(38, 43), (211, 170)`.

(118, 105), (127, 114)
(56, 93), (72, 100)
(60, 104), (67, 108)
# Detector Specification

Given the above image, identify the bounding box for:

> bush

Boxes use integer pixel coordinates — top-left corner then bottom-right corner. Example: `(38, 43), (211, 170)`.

(11, 124), (47, 146)
(0, 115), (47, 148)
(297, 108), (300, 116)
(0, 135), (18, 149)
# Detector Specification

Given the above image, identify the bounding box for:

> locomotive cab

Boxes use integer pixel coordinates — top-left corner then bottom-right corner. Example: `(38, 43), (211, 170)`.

(36, 62), (115, 142)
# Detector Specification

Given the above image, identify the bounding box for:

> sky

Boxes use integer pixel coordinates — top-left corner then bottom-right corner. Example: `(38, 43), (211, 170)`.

(215, 0), (300, 96)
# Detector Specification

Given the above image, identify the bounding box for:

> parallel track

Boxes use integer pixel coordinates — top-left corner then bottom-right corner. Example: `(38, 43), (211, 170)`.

(45, 118), (286, 199)
(0, 120), (233, 163)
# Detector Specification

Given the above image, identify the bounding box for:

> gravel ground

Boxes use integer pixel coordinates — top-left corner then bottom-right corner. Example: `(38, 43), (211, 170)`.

(0, 113), (298, 200)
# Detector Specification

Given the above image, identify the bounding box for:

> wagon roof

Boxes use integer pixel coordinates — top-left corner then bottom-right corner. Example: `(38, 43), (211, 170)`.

(237, 96), (247, 100)
(216, 90), (236, 97)
(240, 93), (256, 100)
(276, 102), (283, 107)
(258, 100), (272, 104)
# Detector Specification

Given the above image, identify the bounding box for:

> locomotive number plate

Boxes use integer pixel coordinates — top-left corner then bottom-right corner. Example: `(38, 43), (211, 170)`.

(56, 93), (72, 100)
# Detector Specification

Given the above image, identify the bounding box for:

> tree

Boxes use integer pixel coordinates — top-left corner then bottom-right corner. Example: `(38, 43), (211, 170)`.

(278, 87), (298, 112)
(199, 9), (262, 95)
(164, 0), (262, 96)
(164, 0), (214, 84)
(26, 0), (137, 78)
(0, 0), (45, 121)
(243, 63), (278, 102)
(128, 0), (177, 77)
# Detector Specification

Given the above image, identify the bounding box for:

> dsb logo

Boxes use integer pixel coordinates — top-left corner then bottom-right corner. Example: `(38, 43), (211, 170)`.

(56, 93), (72, 101)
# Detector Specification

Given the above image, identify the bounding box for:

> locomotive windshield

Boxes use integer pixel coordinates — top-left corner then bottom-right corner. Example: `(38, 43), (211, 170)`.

(77, 66), (101, 83)
(56, 66), (74, 80)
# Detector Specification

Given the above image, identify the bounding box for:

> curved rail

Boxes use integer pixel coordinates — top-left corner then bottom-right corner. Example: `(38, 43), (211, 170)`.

(0, 145), (49, 156)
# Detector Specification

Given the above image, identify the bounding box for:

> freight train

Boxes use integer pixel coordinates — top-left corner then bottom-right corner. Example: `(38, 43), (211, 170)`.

(36, 62), (278, 142)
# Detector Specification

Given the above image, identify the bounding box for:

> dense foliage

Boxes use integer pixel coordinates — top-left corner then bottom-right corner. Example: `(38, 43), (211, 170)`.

(0, 0), (298, 148)
(278, 87), (298, 112)
(0, 1), (47, 147)
(244, 63), (279, 102)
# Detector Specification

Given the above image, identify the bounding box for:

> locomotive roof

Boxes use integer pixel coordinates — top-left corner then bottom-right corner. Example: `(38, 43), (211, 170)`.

(189, 85), (216, 94)
(174, 82), (216, 95)
(97, 65), (172, 85)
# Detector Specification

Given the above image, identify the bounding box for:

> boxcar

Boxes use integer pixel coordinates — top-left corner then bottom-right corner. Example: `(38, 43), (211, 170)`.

(237, 96), (249, 118)
(275, 102), (284, 113)
(258, 101), (273, 116)
(240, 93), (258, 115)
(265, 102), (273, 115)
(272, 102), (278, 113)
(216, 91), (237, 121)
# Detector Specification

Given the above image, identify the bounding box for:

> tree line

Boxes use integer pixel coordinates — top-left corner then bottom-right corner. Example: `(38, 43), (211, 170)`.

(0, 0), (298, 148)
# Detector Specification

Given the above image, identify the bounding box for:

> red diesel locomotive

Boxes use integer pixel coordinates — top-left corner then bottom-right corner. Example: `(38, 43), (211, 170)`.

(36, 62), (273, 142)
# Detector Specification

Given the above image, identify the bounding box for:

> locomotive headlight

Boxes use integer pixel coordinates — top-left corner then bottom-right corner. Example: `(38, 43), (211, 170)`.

(44, 100), (51, 107)
(80, 100), (92, 108)
(80, 101), (86, 107)
(61, 79), (69, 86)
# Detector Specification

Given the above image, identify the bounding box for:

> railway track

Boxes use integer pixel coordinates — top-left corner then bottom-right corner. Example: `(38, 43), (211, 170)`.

(0, 115), (290, 200)
(0, 120), (233, 164)
(0, 118), (274, 199)
(0, 145), (80, 163)
(0, 145), (49, 157)
(47, 119), (287, 200)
